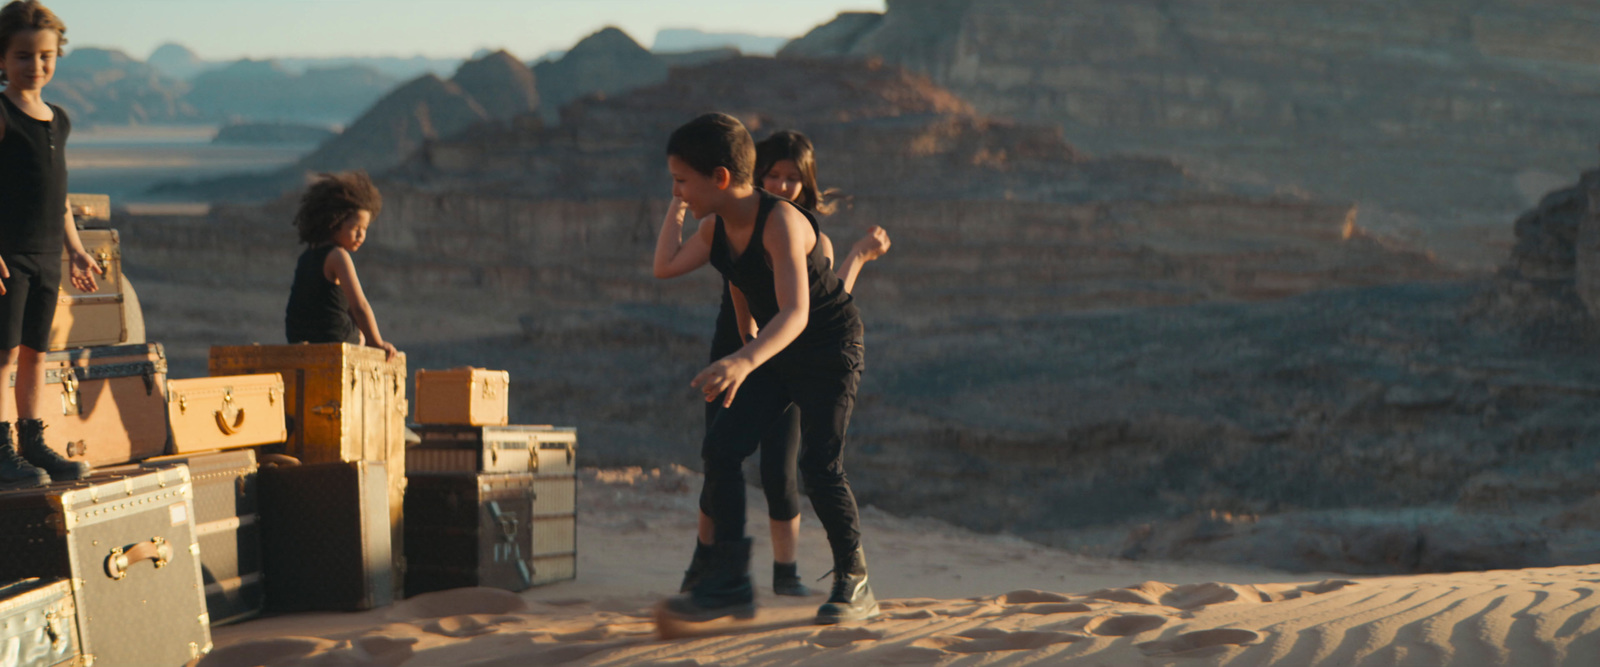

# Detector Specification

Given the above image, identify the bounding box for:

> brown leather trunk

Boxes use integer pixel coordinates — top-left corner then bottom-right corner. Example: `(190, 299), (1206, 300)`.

(141, 449), (263, 626)
(165, 374), (287, 454)
(48, 229), (127, 351)
(15, 343), (169, 467)
(404, 470), (576, 595)
(408, 425), (575, 475)
(413, 367), (510, 426)
(208, 343), (407, 598)
(258, 460), (393, 612)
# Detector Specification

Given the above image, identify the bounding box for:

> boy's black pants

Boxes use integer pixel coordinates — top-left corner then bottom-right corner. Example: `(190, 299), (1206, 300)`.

(699, 341), (864, 564)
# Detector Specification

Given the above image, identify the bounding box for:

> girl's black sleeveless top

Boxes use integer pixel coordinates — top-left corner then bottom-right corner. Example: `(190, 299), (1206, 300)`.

(285, 244), (359, 344)
(0, 95), (69, 255)
(709, 190), (862, 357)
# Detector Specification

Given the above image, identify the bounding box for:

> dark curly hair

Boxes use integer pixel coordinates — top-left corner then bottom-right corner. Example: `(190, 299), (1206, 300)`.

(294, 171), (382, 245)
(755, 130), (835, 216)
(0, 1), (67, 86)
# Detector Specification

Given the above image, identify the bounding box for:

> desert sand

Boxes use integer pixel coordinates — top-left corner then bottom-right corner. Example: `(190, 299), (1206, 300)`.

(196, 467), (1600, 666)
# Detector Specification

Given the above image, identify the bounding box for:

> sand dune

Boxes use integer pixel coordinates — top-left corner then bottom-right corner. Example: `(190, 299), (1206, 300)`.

(198, 468), (1600, 666)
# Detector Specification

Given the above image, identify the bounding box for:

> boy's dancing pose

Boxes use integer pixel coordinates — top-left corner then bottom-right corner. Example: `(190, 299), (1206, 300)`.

(654, 113), (878, 624)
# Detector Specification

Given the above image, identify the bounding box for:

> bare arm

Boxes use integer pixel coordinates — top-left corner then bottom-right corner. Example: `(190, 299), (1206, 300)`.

(692, 203), (813, 406)
(653, 198), (714, 279)
(325, 247), (396, 360)
(834, 226), (891, 294)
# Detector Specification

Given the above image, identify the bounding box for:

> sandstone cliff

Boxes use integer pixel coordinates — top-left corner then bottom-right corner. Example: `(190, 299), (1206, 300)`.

(297, 74), (488, 174)
(786, 0), (1600, 268)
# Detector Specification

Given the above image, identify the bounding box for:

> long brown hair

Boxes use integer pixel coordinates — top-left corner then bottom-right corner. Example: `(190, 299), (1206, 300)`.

(0, 1), (66, 86)
(755, 130), (836, 216)
(294, 171), (382, 245)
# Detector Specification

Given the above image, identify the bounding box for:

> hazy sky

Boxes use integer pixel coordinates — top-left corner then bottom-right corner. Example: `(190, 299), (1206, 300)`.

(47, 0), (886, 61)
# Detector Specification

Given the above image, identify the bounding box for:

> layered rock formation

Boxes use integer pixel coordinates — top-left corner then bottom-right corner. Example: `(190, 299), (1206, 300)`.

(185, 59), (397, 125)
(52, 47), (195, 125)
(785, 0), (1600, 267)
(532, 28), (666, 123)
(449, 50), (538, 122)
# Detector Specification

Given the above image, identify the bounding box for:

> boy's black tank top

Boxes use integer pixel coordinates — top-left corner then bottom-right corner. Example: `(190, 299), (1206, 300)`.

(0, 94), (69, 255)
(709, 189), (861, 357)
(285, 244), (359, 344)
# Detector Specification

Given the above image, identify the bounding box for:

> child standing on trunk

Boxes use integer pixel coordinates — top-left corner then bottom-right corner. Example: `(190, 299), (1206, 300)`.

(0, 0), (102, 490)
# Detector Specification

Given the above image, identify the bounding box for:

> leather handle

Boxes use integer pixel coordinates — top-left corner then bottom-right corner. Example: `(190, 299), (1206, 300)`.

(214, 407), (246, 435)
(105, 537), (171, 580)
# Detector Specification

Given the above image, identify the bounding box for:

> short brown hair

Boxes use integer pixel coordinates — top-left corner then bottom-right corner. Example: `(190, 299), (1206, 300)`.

(294, 171), (382, 245)
(0, 1), (66, 85)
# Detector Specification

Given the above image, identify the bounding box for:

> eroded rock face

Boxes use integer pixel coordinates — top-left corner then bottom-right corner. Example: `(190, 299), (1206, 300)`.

(449, 50), (539, 122)
(532, 27), (668, 123)
(786, 1), (1600, 267)
(297, 74), (488, 173)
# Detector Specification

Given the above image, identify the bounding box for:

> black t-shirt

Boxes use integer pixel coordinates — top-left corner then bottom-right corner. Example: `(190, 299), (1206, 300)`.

(709, 189), (862, 358)
(285, 244), (359, 344)
(0, 94), (69, 255)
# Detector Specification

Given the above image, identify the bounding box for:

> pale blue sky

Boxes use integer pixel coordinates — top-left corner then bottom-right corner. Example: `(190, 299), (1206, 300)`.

(45, 0), (885, 61)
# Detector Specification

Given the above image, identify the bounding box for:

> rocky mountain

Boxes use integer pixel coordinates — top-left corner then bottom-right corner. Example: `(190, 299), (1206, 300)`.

(295, 74), (487, 173)
(448, 50), (538, 122)
(146, 42), (208, 80)
(784, 0), (1600, 269)
(652, 28), (788, 55)
(185, 59), (397, 125)
(531, 27), (668, 123)
(51, 47), (195, 125)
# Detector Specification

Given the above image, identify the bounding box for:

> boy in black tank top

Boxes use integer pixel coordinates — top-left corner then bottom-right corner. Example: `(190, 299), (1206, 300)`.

(654, 113), (879, 625)
(0, 1), (104, 489)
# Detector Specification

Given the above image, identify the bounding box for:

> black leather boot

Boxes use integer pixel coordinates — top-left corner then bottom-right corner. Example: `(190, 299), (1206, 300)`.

(17, 419), (89, 481)
(679, 539), (712, 593)
(0, 422), (47, 490)
(773, 561), (812, 596)
(815, 547), (879, 624)
(662, 537), (755, 622)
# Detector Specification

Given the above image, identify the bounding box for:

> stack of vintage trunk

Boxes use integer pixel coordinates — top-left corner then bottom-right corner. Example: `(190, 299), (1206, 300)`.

(406, 368), (578, 596)
(0, 196), (219, 666)
(209, 343), (408, 612)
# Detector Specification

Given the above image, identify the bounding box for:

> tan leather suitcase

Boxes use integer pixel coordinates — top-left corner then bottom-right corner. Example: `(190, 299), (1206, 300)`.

(413, 367), (509, 426)
(13, 343), (170, 467)
(209, 343), (407, 598)
(166, 374), (288, 454)
(68, 193), (110, 221)
(47, 228), (128, 351)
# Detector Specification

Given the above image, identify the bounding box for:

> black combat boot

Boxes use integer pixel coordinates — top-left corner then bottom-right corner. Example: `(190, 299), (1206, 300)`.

(815, 547), (879, 624)
(17, 419), (89, 481)
(0, 422), (47, 490)
(773, 561), (812, 596)
(662, 537), (755, 622)
(679, 539), (713, 593)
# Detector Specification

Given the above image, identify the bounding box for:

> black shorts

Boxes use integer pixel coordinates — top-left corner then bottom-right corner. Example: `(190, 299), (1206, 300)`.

(0, 252), (61, 351)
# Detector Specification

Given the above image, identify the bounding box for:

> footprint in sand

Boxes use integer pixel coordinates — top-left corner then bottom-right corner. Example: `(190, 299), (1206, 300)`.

(197, 637), (334, 667)
(812, 626), (887, 647)
(915, 629), (1085, 654)
(425, 615), (500, 638)
(1000, 589), (1074, 604)
(889, 608), (939, 620)
(387, 588), (529, 620)
(351, 635), (419, 666)
(877, 645), (951, 664)
(1138, 628), (1262, 657)
(1003, 602), (1092, 616)
(1088, 581), (1171, 606)
(1161, 582), (1251, 609)
(1084, 614), (1168, 637)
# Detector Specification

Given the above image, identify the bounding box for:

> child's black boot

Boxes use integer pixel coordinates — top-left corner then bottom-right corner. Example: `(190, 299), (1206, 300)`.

(17, 419), (89, 481)
(0, 422), (47, 489)
(662, 537), (755, 622)
(773, 561), (812, 596)
(679, 538), (712, 593)
(815, 546), (879, 624)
